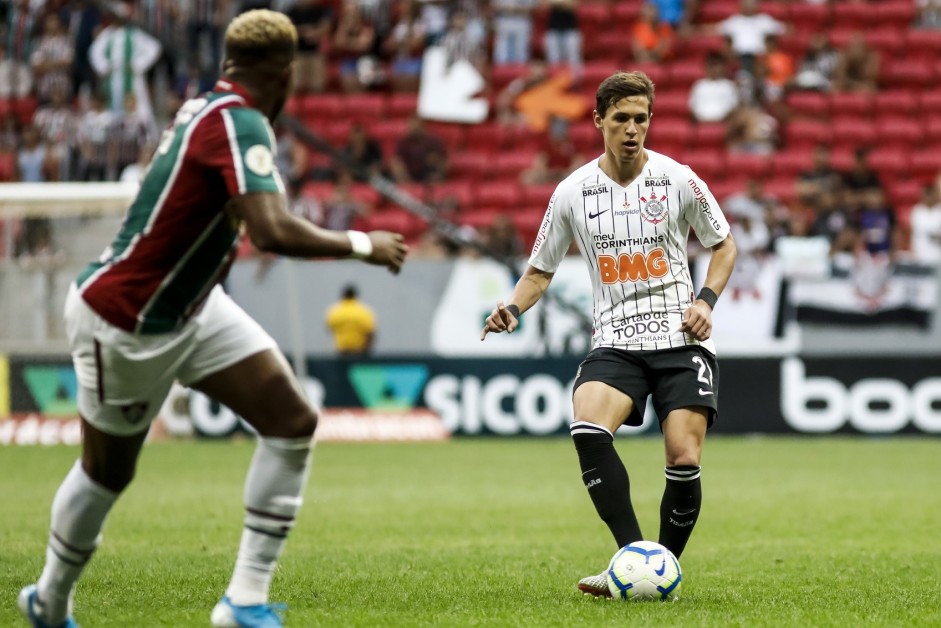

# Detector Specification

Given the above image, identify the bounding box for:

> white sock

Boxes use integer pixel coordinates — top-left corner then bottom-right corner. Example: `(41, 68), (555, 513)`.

(225, 436), (312, 606)
(37, 460), (118, 623)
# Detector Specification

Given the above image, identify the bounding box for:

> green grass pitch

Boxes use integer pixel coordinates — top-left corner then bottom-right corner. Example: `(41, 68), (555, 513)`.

(2, 437), (940, 627)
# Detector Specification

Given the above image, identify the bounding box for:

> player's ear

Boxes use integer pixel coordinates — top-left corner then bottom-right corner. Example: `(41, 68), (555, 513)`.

(593, 109), (603, 129)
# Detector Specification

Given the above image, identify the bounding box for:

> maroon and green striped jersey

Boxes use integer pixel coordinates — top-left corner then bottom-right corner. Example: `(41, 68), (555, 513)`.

(77, 80), (284, 334)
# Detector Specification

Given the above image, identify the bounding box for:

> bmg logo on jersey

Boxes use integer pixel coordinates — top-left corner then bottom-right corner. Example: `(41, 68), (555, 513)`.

(598, 248), (669, 284)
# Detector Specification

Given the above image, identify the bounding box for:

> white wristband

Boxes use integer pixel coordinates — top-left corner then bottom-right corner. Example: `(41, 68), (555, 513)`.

(346, 230), (373, 259)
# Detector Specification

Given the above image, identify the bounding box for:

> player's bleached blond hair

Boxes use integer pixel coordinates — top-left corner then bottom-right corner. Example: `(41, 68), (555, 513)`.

(224, 9), (297, 66)
(596, 71), (656, 117)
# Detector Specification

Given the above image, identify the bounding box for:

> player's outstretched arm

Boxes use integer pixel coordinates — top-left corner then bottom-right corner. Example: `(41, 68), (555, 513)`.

(680, 233), (737, 341)
(481, 265), (554, 340)
(227, 191), (408, 273)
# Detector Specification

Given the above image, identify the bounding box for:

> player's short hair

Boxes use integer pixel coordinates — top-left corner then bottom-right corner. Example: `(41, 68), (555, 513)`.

(224, 9), (297, 67)
(595, 71), (655, 117)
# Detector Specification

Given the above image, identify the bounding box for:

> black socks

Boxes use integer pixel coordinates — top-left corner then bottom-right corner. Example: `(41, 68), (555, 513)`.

(658, 465), (702, 558)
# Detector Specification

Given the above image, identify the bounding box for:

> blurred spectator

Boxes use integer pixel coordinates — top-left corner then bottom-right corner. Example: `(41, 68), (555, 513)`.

(325, 284), (376, 356)
(727, 104), (778, 155)
(391, 115), (447, 183)
(184, 0), (229, 92)
(419, 0), (449, 45)
(760, 34), (792, 101)
(543, 0), (582, 74)
(649, 0), (699, 31)
(4, 0), (38, 66)
(497, 56), (550, 125)
(915, 0), (941, 29)
(88, 7), (162, 123)
(16, 123), (56, 183)
(61, 0), (103, 99)
(274, 125), (311, 184)
(383, 0), (425, 92)
(324, 171), (370, 230)
(843, 148), (883, 196)
(109, 93), (155, 181)
(333, 0), (379, 92)
(488, 214), (524, 258)
(715, 0), (785, 77)
(76, 91), (114, 181)
(287, 0), (332, 94)
(30, 12), (73, 103)
(440, 9), (486, 72)
(726, 182), (771, 298)
(119, 142), (155, 184)
(341, 122), (383, 182)
(857, 188), (898, 257)
(632, 3), (674, 63)
(909, 184), (941, 263)
(287, 177), (325, 226)
(0, 45), (33, 99)
(791, 32), (838, 92)
(688, 53), (738, 122)
(520, 118), (581, 185)
(832, 32), (879, 93)
(32, 86), (76, 180)
(809, 188), (856, 253)
(492, 0), (537, 65)
(796, 145), (841, 201)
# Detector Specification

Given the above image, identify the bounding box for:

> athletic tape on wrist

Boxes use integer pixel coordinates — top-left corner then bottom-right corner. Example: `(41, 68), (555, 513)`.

(697, 287), (718, 309)
(347, 230), (373, 259)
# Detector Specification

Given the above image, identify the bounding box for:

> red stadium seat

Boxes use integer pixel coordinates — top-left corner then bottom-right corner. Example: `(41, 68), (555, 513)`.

(864, 28), (905, 56)
(778, 32), (813, 58)
(679, 149), (726, 179)
(698, 0), (738, 23)
(788, 3), (829, 30)
(784, 120), (832, 148)
(786, 92), (829, 118)
(909, 150), (941, 184)
(880, 59), (935, 89)
(449, 151), (492, 181)
(459, 207), (504, 230)
(388, 93), (418, 118)
(771, 149), (814, 176)
(829, 92), (873, 118)
(667, 59), (705, 88)
(692, 122), (726, 148)
(832, 118), (876, 147)
(369, 119), (408, 143)
(584, 31), (626, 61)
(876, 116), (922, 149)
(759, 2), (789, 21)
(300, 94), (344, 118)
(832, 3), (877, 28)
(357, 209), (423, 240)
(652, 91), (690, 117)
(676, 35), (727, 60)
(906, 30), (941, 58)
(886, 180), (922, 208)
(647, 118), (693, 147)
(624, 62), (670, 90)
(425, 122), (466, 150)
(611, 2), (643, 23)
(490, 64), (529, 90)
(576, 2), (612, 29)
(569, 122), (601, 151)
(827, 147), (856, 172)
(476, 181), (523, 208)
(0, 152), (16, 182)
(512, 209), (547, 245)
(919, 90), (941, 113)
(876, 2), (918, 28)
(874, 90), (918, 116)
(866, 148), (910, 177)
(725, 153), (771, 179)
(302, 182), (334, 201)
(581, 61), (620, 87)
(763, 178), (798, 205)
(429, 181), (475, 207)
(350, 184), (381, 207)
(13, 96), (37, 124)
(342, 94), (389, 122)
(493, 150), (539, 174)
(521, 183), (557, 208)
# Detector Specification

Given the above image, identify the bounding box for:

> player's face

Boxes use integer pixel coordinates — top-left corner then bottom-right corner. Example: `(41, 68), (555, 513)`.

(594, 96), (651, 163)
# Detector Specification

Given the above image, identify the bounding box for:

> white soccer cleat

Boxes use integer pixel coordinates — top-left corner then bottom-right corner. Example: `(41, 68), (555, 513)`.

(577, 571), (613, 598)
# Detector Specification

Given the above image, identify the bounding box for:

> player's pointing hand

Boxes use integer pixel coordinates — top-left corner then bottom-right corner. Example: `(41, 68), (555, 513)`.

(480, 301), (520, 340)
(366, 231), (409, 274)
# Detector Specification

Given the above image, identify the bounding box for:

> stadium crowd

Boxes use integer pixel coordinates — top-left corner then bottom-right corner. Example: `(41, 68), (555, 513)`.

(2, 0), (941, 265)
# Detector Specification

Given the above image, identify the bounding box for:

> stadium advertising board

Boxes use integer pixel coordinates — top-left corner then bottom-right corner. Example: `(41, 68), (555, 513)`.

(3, 355), (941, 441)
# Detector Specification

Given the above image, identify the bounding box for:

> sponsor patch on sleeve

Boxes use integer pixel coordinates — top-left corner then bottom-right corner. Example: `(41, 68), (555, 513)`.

(244, 144), (274, 177)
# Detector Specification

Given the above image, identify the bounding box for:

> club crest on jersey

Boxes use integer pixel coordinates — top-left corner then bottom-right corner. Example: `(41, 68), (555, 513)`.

(582, 184), (608, 197)
(644, 176), (670, 187)
(244, 144), (274, 176)
(640, 195), (668, 224)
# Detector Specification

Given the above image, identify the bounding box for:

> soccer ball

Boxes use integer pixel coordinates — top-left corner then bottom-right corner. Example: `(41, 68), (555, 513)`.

(606, 541), (682, 601)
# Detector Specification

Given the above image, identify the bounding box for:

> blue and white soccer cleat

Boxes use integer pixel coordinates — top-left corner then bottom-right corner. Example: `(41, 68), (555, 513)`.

(210, 597), (286, 628)
(17, 585), (78, 628)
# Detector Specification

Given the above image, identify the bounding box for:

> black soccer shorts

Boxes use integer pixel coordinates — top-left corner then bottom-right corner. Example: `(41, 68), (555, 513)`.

(573, 345), (719, 428)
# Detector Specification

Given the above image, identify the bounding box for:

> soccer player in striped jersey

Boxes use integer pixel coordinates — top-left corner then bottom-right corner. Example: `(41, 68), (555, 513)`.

(18, 11), (407, 628)
(481, 71), (737, 596)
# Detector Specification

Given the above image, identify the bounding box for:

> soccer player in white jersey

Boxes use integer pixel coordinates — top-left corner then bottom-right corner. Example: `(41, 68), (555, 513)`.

(481, 71), (737, 596)
(17, 11), (407, 628)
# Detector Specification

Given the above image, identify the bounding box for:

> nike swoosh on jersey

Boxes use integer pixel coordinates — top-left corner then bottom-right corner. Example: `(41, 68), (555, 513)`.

(587, 209), (609, 219)
(698, 389), (712, 396)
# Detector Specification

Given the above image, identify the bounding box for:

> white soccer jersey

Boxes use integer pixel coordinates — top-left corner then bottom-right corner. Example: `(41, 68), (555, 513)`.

(528, 150), (730, 354)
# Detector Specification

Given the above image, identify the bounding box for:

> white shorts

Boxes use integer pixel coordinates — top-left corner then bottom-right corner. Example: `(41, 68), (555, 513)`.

(66, 283), (278, 436)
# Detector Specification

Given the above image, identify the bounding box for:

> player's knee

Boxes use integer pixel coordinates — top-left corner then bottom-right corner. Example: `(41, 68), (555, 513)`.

(666, 446), (701, 468)
(82, 458), (135, 493)
(285, 405), (318, 439)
